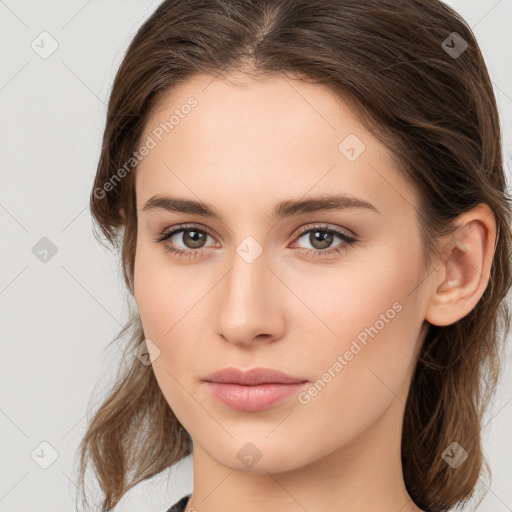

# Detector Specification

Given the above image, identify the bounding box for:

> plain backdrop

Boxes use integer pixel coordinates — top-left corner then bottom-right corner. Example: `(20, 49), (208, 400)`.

(0, 1), (511, 511)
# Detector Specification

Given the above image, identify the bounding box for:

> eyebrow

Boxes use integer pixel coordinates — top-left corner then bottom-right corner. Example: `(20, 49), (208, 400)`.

(142, 193), (380, 222)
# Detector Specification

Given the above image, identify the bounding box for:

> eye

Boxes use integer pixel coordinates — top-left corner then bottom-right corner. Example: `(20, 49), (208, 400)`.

(291, 224), (358, 258)
(154, 224), (217, 258)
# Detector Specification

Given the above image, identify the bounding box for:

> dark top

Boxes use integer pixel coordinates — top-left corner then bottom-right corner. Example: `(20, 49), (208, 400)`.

(165, 494), (191, 512)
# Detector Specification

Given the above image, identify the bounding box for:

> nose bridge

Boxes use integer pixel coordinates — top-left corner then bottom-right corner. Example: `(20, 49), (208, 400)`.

(215, 243), (284, 345)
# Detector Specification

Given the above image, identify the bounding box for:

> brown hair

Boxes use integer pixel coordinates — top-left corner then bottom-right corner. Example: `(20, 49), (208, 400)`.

(76, 1), (512, 511)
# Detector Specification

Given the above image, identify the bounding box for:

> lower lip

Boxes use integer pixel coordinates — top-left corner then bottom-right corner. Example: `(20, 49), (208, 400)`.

(204, 381), (308, 412)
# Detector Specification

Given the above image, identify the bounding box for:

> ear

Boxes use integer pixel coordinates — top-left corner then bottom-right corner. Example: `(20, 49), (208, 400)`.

(425, 203), (497, 327)
(119, 207), (126, 220)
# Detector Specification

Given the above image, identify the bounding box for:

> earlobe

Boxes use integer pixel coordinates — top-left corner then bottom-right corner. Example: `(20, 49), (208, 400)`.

(425, 204), (496, 327)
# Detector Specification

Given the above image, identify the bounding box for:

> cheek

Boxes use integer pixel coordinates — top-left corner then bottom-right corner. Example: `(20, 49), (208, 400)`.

(133, 241), (210, 372)
(287, 285), (423, 454)
(133, 241), (178, 339)
(296, 248), (425, 411)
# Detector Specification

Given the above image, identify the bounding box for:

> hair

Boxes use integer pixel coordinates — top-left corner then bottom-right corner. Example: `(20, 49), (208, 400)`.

(76, 1), (512, 511)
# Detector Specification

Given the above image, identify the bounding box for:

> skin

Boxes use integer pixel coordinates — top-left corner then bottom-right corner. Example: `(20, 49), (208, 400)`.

(132, 70), (496, 512)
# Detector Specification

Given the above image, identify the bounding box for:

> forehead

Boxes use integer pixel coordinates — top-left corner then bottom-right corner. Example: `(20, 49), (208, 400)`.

(146, 71), (373, 149)
(135, 71), (417, 219)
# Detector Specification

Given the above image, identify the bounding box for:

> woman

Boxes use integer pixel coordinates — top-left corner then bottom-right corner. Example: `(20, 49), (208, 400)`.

(76, 1), (512, 511)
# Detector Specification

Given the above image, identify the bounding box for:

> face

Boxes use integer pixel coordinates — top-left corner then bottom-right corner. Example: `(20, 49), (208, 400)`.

(133, 71), (432, 473)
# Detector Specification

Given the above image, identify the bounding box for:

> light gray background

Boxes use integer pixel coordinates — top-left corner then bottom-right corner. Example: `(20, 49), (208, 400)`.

(0, 1), (511, 511)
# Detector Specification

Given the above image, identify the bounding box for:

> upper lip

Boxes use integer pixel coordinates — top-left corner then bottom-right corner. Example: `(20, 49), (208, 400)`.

(203, 366), (308, 385)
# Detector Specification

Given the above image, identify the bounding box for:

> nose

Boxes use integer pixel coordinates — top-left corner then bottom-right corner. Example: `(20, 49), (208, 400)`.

(214, 248), (286, 347)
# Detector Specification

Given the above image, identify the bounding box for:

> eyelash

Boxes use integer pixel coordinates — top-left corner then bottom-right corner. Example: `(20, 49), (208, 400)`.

(154, 223), (358, 259)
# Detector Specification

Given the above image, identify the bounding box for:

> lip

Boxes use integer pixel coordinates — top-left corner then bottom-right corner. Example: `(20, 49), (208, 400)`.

(202, 367), (309, 412)
(203, 366), (308, 385)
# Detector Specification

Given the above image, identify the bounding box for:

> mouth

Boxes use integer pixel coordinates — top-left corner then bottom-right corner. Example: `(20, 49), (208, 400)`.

(202, 366), (308, 412)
